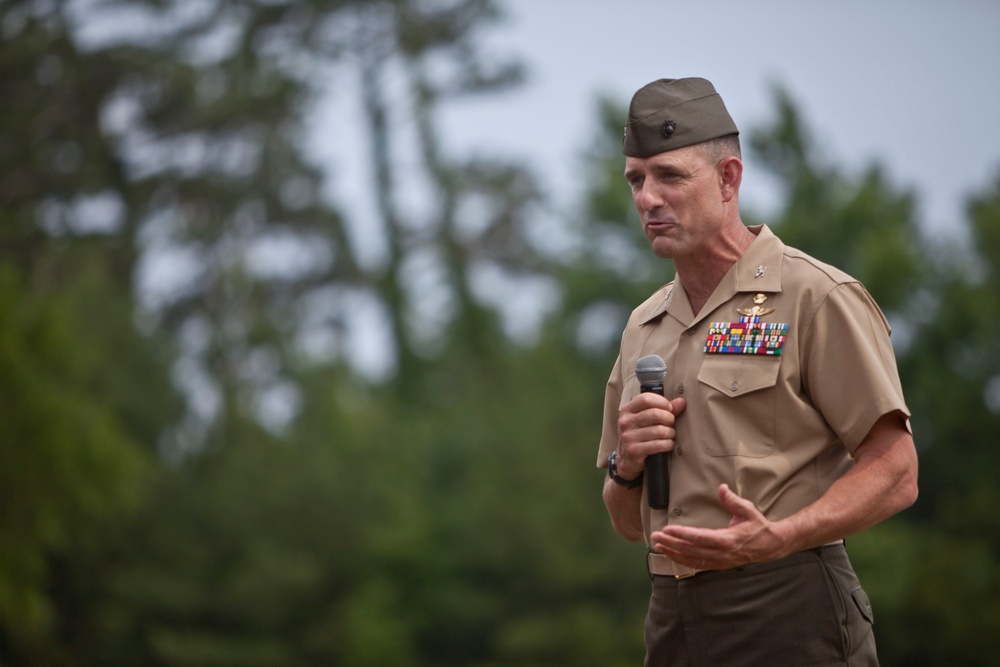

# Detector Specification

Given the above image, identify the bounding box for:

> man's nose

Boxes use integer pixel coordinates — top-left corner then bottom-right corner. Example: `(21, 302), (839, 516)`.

(638, 182), (664, 210)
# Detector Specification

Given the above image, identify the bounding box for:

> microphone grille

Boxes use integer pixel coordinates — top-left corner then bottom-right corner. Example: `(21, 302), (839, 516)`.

(635, 354), (667, 384)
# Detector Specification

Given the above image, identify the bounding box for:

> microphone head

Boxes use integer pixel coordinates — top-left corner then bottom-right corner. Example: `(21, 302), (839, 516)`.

(635, 354), (667, 385)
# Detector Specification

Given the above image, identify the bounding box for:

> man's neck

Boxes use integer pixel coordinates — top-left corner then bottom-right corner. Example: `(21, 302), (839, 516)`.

(675, 222), (756, 317)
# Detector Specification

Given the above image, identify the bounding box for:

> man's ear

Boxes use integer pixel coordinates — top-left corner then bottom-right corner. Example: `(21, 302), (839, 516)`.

(719, 157), (743, 202)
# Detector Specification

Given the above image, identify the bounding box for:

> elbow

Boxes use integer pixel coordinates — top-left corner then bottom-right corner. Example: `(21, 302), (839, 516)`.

(882, 421), (920, 514)
(888, 459), (919, 516)
(611, 517), (644, 543)
(898, 440), (920, 511)
(899, 468), (919, 511)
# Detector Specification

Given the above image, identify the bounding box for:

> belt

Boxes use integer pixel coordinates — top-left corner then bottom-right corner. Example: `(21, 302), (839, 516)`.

(646, 551), (699, 579)
(646, 540), (846, 580)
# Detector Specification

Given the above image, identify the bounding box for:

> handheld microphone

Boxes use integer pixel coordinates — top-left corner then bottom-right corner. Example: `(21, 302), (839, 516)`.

(635, 354), (670, 509)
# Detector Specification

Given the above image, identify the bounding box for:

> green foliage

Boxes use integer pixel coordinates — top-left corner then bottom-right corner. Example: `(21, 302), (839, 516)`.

(30, 341), (646, 665)
(0, 254), (177, 650)
(59, 422), (370, 665)
(3, 0), (1000, 665)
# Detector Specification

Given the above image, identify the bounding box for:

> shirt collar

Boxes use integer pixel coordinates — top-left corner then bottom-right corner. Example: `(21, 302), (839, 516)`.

(733, 224), (783, 293)
(639, 224), (784, 327)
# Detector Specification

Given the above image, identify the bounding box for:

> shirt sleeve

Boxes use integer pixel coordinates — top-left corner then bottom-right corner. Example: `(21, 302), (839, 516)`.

(596, 352), (624, 468)
(801, 282), (910, 453)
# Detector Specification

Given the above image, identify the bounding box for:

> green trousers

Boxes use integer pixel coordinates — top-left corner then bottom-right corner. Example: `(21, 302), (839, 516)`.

(644, 543), (879, 667)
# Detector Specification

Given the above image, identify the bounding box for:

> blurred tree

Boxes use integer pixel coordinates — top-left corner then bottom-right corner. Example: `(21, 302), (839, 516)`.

(0, 0), (183, 655)
(0, 0), (547, 441)
(871, 171), (1000, 666)
(2, 0), (566, 664)
(0, 257), (178, 656)
(5, 0), (1000, 663)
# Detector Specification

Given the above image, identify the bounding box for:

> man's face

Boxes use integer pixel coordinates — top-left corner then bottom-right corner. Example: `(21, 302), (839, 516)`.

(623, 145), (725, 261)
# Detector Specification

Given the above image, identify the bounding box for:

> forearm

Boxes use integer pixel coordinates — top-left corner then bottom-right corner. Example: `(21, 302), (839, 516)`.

(775, 413), (918, 555)
(603, 475), (645, 542)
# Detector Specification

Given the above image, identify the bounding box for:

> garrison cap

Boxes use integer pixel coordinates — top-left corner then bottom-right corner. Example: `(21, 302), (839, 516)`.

(622, 78), (739, 157)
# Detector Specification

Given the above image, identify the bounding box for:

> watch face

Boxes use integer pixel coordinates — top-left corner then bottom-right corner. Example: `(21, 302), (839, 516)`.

(608, 451), (641, 488)
(607, 451), (616, 476)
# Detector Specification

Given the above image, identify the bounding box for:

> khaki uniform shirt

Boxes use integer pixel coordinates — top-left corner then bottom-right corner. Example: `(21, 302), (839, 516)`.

(597, 225), (910, 546)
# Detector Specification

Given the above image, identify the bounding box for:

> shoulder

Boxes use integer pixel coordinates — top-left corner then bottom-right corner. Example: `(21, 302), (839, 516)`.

(771, 239), (892, 335)
(781, 244), (858, 288)
(626, 281), (674, 327)
(778, 245), (892, 338)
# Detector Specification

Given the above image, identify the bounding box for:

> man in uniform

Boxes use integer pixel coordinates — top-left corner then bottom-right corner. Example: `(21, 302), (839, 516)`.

(597, 77), (918, 665)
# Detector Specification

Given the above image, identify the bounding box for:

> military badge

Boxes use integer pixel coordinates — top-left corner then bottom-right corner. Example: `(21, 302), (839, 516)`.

(705, 293), (788, 355)
(737, 293), (775, 318)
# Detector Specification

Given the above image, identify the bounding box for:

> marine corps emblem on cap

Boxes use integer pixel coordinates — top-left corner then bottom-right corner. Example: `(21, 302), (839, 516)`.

(623, 77), (739, 158)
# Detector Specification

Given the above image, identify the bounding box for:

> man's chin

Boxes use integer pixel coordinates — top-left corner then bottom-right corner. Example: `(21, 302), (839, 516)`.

(649, 238), (680, 260)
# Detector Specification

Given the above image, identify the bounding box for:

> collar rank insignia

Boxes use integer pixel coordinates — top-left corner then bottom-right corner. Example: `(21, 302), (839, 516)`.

(737, 292), (775, 318)
(704, 293), (788, 355)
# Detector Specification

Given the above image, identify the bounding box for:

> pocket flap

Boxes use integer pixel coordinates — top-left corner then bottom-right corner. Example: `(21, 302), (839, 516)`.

(851, 586), (875, 625)
(697, 356), (780, 398)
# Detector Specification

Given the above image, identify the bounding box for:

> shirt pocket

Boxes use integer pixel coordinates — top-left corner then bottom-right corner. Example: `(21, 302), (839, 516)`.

(696, 355), (781, 457)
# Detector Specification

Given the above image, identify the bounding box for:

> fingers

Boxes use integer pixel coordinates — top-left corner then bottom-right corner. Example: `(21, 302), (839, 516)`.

(624, 390), (675, 413)
(618, 409), (679, 453)
(670, 396), (687, 416)
(717, 483), (756, 519)
(616, 393), (686, 474)
(620, 393), (682, 427)
(649, 525), (728, 567)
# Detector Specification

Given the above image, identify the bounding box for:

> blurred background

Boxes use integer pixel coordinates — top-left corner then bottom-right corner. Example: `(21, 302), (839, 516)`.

(2, 0), (999, 664)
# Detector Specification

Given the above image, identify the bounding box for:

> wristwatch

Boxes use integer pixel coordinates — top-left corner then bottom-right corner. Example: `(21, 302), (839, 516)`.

(608, 451), (643, 489)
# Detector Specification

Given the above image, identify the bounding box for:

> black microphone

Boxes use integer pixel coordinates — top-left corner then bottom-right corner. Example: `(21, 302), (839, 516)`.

(635, 354), (670, 509)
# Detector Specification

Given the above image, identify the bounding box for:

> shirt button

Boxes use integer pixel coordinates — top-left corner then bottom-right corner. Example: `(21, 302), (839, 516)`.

(671, 507), (683, 516)
(676, 384), (684, 394)
(730, 382), (739, 392)
(675, 445), (683, 456)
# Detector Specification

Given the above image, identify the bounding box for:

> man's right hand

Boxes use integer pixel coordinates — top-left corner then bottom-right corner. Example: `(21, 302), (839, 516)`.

(615, 393), (687, 480)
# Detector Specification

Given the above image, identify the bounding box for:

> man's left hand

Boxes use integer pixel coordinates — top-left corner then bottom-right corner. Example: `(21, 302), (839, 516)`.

(649, 483), (790, 571)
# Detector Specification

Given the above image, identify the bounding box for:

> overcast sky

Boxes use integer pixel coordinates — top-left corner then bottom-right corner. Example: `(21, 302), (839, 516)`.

(439, 0), (1000, 241)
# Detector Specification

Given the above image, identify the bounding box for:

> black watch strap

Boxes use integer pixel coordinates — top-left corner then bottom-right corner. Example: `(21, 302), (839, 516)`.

(608, 451), (643, 489)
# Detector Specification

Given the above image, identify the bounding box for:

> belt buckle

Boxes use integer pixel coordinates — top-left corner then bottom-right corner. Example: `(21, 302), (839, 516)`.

(647, 551), (699, 579)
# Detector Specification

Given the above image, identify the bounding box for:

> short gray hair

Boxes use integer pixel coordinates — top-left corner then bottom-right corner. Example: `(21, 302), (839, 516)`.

(697, 133), (742, 164)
